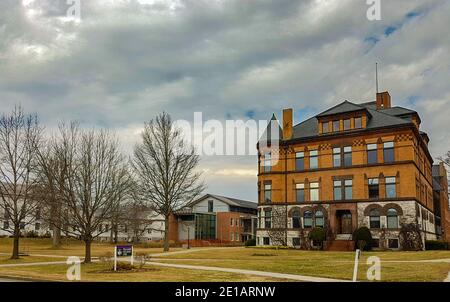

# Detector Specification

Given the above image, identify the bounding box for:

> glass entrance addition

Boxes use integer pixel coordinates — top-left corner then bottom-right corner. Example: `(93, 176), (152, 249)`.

(194, 213), (216, 240)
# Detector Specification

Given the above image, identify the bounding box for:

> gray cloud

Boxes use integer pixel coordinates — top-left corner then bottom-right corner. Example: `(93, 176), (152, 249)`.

(0, 0), (449, 200)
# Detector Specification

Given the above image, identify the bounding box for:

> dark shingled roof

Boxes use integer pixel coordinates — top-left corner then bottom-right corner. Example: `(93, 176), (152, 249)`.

(317, 100), (368, 117)
(188, 194), (257, 210)
(259, 114), (282, 142)
(279, 100), (415, 141)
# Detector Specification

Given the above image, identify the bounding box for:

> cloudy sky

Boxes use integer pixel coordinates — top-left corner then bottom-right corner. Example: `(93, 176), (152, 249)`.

(1, 0), (449, 201)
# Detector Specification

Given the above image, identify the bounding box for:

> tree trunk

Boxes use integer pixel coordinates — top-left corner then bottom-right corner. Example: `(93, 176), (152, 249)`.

(114, 226), (118, 244)
(51, 203), (62, 248)
(109, 224), (114, 243)
(84, 238), (92, 263)
(164, 214), (170, 252)
(52, 225), (61, 248)
(11, 227), (20, 259)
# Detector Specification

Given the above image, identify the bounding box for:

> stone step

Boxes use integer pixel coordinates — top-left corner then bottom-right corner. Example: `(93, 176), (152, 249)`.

(335, 234), (353, 240)
(325, 240), (355, 251)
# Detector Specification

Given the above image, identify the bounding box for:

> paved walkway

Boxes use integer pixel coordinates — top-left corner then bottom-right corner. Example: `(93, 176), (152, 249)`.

(151, 247), (236, 258)
(146, 261), (349, 282)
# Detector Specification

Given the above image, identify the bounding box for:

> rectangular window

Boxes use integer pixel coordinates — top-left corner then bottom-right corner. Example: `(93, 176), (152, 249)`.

(263, 237), (270, 245)
(344, 179), (353, 200)
(344, 146), (352, 167)
(388, 239), (399, 249)
(35, 223), (40, 231)
(303, 212), (313, 228)
(20, 222), (25, 230)
(292, 237), (301, 247)
(322, 122), (329, 133)
(230, 233), (234, 241)
(208, 200), (214, 212)
(385, 177), (396, 198)
(296, 152), (305, 171)
(334, 180), (342, 200)
(383, 141), (395, 163)
(368, 178), (379, 199)
(370, 215), (380, 229)
(309, 150), (318, 169)
(310, 182), (319, 201)
(264, 183), (272, 203)
(367, 144), (378, 164)
(333, 120), (340, 132)
(344, 118), (351, 130)
(263, 153), (271, 172)
(3, 221), (9, 230)
(264, 209), (272, 229)
(372, 239), (380, 248)
(354, 117), (362, 129)
(333, 147), (341, 167)
(230, 218), (233, 226)
(296, 183), (305, 203)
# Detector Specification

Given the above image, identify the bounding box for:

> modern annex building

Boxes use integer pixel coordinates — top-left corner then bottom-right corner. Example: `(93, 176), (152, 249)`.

(169, 194), (258, 244)
(257, 91), (449, 250)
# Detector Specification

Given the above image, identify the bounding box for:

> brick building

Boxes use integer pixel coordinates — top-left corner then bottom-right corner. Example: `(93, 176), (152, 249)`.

(433, 163), (450, 241)
(257, 91), (449, 250)
(169, 194), (257, 244)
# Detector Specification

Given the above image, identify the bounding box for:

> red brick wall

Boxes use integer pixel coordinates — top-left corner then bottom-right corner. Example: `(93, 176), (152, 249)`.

(216, 212), (242, 242)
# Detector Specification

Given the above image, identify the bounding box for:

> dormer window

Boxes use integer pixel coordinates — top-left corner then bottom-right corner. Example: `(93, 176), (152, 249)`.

(322, 122), (329, 133)
(344, 119), (351, 130)
(333, 120), (340, 132)
(355, 117), (362, 129)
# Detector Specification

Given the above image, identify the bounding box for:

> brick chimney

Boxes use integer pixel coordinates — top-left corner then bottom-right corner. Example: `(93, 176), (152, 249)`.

(282, 108), (293, 140)
(376, 91), (391, 110)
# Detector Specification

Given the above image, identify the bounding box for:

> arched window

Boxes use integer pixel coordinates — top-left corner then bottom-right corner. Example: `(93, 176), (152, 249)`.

(303, 211), (313, 228)
(292, 210), (301, 229)
(315, 210), (324, 228)
(369, 209), (380, 228)
(387, 208), (398, 229)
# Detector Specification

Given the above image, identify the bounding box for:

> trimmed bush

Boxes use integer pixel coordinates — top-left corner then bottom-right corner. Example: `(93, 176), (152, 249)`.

(245, 238), (256, 246)
(308, 227), (326, 249)
(425, 240), (449, 250)
(352, 227), (373, 251)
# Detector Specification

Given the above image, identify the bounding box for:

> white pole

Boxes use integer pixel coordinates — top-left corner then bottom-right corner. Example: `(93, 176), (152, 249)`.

(352, 249), (360, 282)
(131, 246), (134, 266)
(114, 246), (117, 272)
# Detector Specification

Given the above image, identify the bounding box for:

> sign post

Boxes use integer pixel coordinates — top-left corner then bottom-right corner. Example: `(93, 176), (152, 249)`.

(114, 245), (133, 271)
(114, 246), (117, 272)
(353, 249), (361, 282)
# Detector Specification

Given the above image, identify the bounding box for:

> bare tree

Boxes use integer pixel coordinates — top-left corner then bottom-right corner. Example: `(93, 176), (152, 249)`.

(132, 112), (204, 252)
(122, 199), (162, 243)
(34, 129), (67, 248)
(50, 125), (129, 263)
(438, 151), (450, 197)
(0, 106), (42, 259)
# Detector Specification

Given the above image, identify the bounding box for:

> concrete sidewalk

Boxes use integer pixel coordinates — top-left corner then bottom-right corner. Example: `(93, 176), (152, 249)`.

(146, 261), (350, 282)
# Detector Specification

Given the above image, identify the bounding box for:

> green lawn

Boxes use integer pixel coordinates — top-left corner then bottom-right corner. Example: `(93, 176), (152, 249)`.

(0, 261), (287, 282)
(1, 239), (449, 281)
(0, 237), (182, 258)
(153, 247), (450, 282)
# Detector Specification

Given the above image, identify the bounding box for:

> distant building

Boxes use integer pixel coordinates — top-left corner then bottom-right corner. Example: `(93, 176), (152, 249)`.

(169, 194), (258, 244)
(433, 163), (450, 241)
